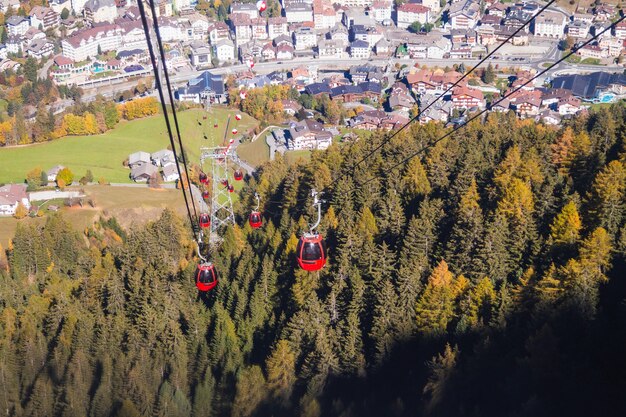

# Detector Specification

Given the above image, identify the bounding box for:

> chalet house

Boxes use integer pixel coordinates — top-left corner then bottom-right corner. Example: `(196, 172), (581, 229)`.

(151, 149), (175, 167)
(287, 119), (332, 150)
(349, 65), (384, 84)
(261, 43), (276, 60)
(276, 44), (294, 60)
(0, 184), (30, 216)
(128, 151), (151, 169)
(330, 82), (381, 103)
(536, 110), (562, 126)
(281, 99), (302, 115)
(557, 95), (582, 115)
(450, 86), (485, 109)
(161, 164), (179, 182)
(486, 2), (507, 17)
(511, 92), (542, 117)
(541, 88), (573, 108)
(29, 6), (59, 31)
(130, 163), (158, 182)
(349, 110), (408, 131)
(418, 93), (453, 123)
(47, 165), (65, 182)
(490, 98), (511, 112)
(388, 82), (415, 111)
(209, 22), (230, 43)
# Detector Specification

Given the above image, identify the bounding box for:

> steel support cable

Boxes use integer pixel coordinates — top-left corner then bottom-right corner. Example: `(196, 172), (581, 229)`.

(147, 0), (199, 220)
(349, 0), (557, 171)
(137, 0), (199, 241)
(350, 13), (626, 192)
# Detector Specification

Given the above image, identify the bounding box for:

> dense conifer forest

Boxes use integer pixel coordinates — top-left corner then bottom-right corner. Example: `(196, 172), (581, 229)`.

(2, 106), (626, 417)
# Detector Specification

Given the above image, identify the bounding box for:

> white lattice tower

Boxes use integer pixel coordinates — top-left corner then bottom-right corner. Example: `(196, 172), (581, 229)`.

(201, 142), (237, 239)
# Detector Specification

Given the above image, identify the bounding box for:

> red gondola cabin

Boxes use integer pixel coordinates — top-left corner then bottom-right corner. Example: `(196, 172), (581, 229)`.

(199, 213), (210, 228)
(249, 211), (262, 228)
(202, 190), (209, 200)
(195, 262), (218, 291)
(199, 172), (208, 184)
(296, 233), (327, 271)
(228, 185), (234, 193)
(234, 170), (243, 181)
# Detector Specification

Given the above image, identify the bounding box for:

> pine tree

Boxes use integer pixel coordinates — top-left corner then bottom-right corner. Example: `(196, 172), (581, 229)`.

(402, 157), (431, 201)
(550, 201), (582, 246)
(423, 344), (459, 414)
(588, 160), (625, 237)
(266, 340), (296, 405)
(369, 279), (397, 364)
(231, 366), (266, 417)
(446, 179), (484, 276)
(416, 260), (456, 336)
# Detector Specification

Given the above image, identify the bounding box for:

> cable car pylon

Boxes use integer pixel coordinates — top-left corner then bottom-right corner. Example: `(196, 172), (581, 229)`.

(201, 139), (237, 242)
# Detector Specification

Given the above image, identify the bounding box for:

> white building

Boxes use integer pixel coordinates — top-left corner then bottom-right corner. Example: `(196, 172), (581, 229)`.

(6, 16), (29, 37)
(61, 24), (122, 61)
(230, 2), (258, 19)
(294, 26), (317, 50)
(213, 39), (235, 62)
(396, 3), (430, 29)
(370, 1), (392, 23)
(350, 39), (370, 58)
(0, 184), (30, 216)
(83, 0), (117, 24)
(448, 0), (480, 29)
(421, 0), (440, 13)
(285, 3), (313, 23)
(317, 38), (344, 58)
(29, 6), (60, 31)
(70, 0), (89, 14)
(268, 17), (288, 39)
(614, 21), (626, 40)
(567, 20), (590, 39)
(533, 11), (566, 38)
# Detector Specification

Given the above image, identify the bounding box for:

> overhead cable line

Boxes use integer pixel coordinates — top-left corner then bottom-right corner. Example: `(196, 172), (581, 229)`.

(350, 13), (626, 191)
(350, 0), (557, 170)
(146, 0), (199, 221)
(137, 0), (199, 240)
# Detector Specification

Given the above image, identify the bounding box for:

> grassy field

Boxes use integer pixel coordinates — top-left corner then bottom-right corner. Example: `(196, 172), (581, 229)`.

(238, 136), (271, 167)
(284, 150), (312, 165)
(0, 107), (258, 184)
(0, 185), (189, 247)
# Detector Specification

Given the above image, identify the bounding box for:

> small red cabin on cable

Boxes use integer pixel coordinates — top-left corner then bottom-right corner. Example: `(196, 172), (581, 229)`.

(249, 211), (262, 228)
(228, 185), (234, 193)
(234, 170), (243, 181)
(199, 172), (208, 184)
(232, 128), (238, 135)
(214, 123), (218, 128)
(202, 190), (209, 200)
(195, 262), (218, 292)
(199, 213), (210, 228)
(296, 233), (327, 271)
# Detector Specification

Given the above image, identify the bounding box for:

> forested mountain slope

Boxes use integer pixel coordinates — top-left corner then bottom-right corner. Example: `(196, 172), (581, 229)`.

(2, 107), (626, 417)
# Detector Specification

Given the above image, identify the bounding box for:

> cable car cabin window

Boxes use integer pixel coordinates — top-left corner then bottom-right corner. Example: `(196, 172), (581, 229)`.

(302, 241), (322, 261)
(251, 213), (260, 223)
(199, 269), (216, 284)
